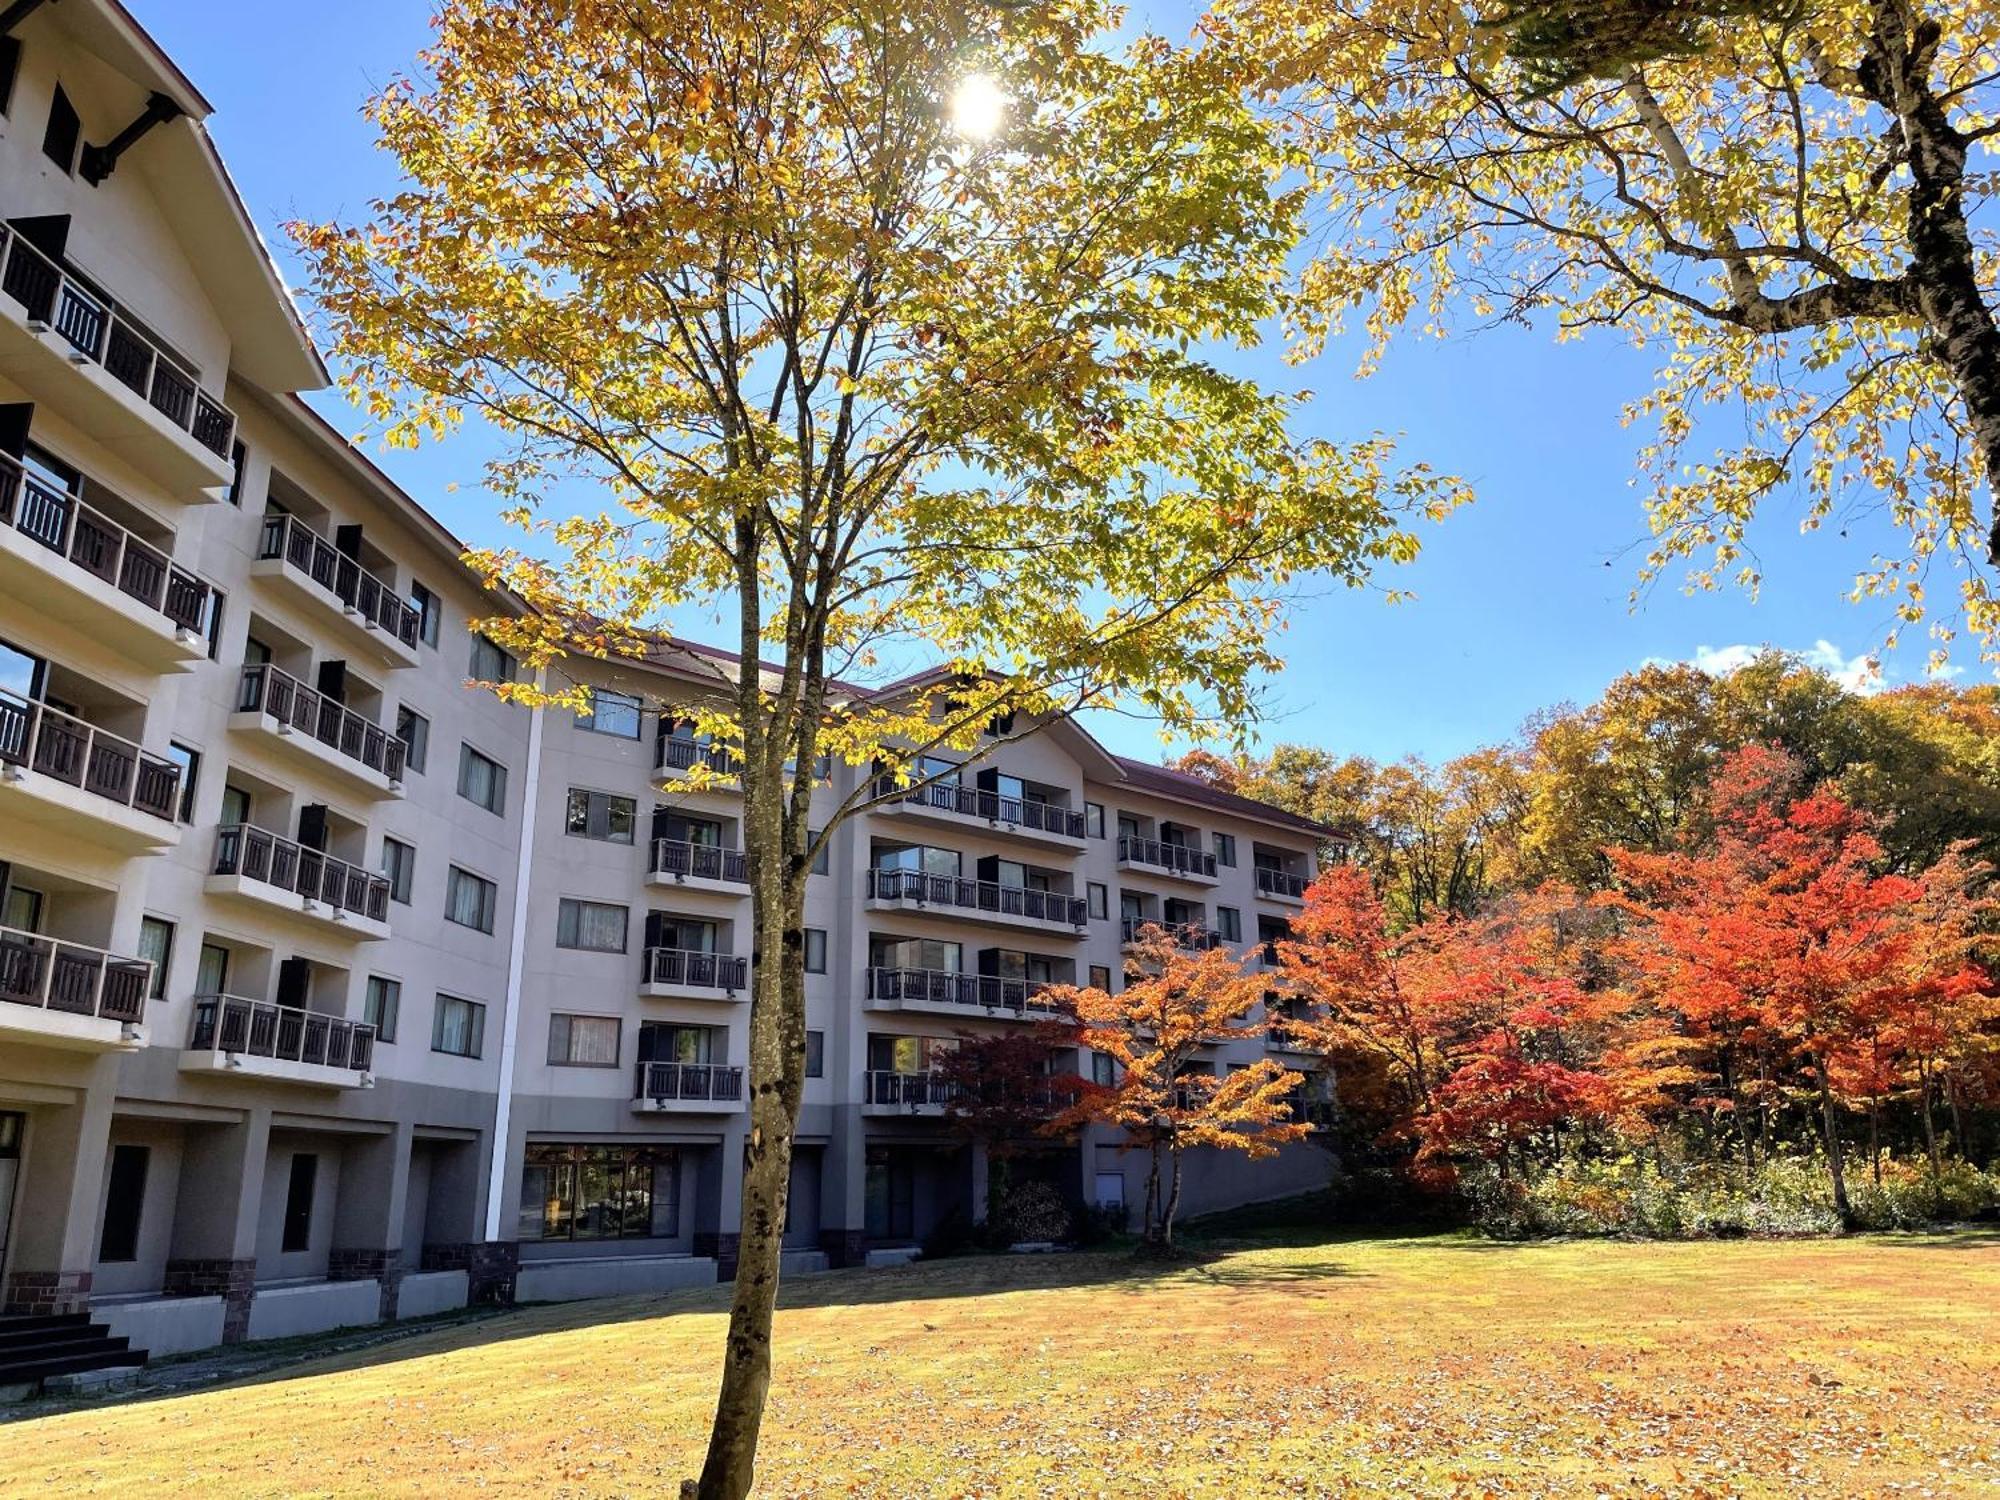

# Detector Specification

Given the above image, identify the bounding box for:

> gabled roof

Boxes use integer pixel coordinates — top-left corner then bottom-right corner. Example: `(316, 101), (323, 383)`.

(1109, 755), (1347, 842)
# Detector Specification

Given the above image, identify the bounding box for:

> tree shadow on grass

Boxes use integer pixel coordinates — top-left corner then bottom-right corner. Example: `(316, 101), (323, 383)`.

(0, 1239), (1381, 1424)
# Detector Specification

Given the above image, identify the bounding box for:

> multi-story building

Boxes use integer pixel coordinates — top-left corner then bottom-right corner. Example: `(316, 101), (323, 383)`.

(0, 0), (1337, 1370)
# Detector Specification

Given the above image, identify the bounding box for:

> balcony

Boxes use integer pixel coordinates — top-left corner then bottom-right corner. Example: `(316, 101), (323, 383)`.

(205, 825), (391, 941)
(1120, 918), (1223, 952)
(864, 966), (1068, 1021)
(630, 1061), (746, 1115)
(180, 995), (376, 1089)
(0, 924), (148, 1050)
(871, 776), (1087, 852)
(0, 454), (212, 670)
(251, 514), (422, 670)
(0, 685), (181, 851)
(861, 1069), (964, 1117)
(864, 868), (1089, 938)
(654, 735), (740, 791)
(1115, 835), (1219, 886)
(0, 226), (236, 496)
(639, 946), (749, 1002)
(231, 664), (406, 798)
(646, 838), (749, 898)
(1255, 867), (1309, 904)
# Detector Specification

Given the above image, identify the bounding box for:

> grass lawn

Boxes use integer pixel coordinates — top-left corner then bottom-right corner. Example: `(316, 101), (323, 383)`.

(2, 1230), (1995, 1498)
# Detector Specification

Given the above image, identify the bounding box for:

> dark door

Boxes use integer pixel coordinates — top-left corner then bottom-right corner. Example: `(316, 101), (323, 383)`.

(296, 804), (328, 853)
(275, 957), (311, 1010)
(334, 524), (363, 560)
(315, 659), (346, 704)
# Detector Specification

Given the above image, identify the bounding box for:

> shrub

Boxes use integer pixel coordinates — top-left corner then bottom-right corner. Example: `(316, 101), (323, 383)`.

(998, 1180), (1074, 1244)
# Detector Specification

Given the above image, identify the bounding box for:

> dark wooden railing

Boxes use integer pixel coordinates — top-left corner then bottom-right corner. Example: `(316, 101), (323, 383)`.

(866, 868), (1089, 929)
(1119, 918), (1223, 950)
(633, 1060), (744, 1103)
(257, 513), (421, 649)
(640, 946), (748, 993)
(1117, 834), (1218, 879)
(0, 683), (180, 820)
(650, 838), (748, 885)
(0, 226), (237, 457)
(0, 923), (148, 1023)
(0, 451), (210, 636)
(656, 735), (739, 778)
(212, 824), (391, 923)
(864, 1070), (965, 1108)
(1255, 866), (1308, 900)
(866, 966), (1063, 1016)
(872, 775), (1087, 839)
(187, 994), (374, 1073)
(236, 663), (407, 784)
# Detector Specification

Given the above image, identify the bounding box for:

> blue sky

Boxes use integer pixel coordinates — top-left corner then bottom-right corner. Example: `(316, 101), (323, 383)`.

(126, 1), (1976, 766)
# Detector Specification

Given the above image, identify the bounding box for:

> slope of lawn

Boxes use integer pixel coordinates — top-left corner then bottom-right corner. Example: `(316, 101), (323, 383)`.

(2, 1230), (1996, 1497)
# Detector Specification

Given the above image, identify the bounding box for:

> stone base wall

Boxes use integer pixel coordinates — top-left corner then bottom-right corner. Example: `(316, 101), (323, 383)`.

(163, 1257), (256, 1343)
(2, 1268), (91, 1317)
(329, 1246), (404, 1320)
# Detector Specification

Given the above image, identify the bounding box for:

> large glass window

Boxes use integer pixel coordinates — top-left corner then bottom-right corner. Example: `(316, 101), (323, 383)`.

(577, 689), (642, 739)
(565, 788), (635, 844)
(409, 581), (441, 648)
(396, 706), (430, 774)
(432, 994), (487, 1057)
(557, 898), (629, 953)
(636, 1021), (716, 1064)
(518, 1143), (680, 1242)
(381, 838), (416, 905)
(868, 1034), (955, 1074)
(138, 916), (174, 1001)
(457, 744), (507, 814)
(548, 1013), (620, 1067)
(469, 635), (517, 684)
(445, 867), (497, 933)
(364, 976), (401, 1042)
(868, 937), (961, 972)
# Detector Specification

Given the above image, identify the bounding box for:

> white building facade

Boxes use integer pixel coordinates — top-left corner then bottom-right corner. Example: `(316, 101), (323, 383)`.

(0, 0), (1336, 1362)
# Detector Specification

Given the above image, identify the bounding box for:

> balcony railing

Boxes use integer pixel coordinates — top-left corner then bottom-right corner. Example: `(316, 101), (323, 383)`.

(0, 226), (236, 458)
(873, 775), (1087, 839)
(1119, 918), (1223, 950)
(866, 868), (1089, 929)
(212, 824), (391, 924)
(1117, 834), (1217, 879)
(0, 452), (211, 637)
(865, 1069), (965, 1108)
(641, 946), (748, 993)
(257, 513), (421, 648)
(0, 683), (180, 820)
(1255, 867), (1308, 900)
(650, 838), (748, 885)
(187, 994), (374, 1073)
(236, 664), (407, 784)
(0, 923), (148, 1024)
(656, 735), (739, 777)
(633, 1060), (744, 1103)
(866, 966), (1065, 1016)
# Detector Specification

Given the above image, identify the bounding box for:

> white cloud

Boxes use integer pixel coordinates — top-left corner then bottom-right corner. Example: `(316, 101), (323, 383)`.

(1645, 639), (1883, 694)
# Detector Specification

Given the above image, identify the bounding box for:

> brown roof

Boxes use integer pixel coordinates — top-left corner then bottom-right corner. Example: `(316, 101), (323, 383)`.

(1109, 756), (1348, 842)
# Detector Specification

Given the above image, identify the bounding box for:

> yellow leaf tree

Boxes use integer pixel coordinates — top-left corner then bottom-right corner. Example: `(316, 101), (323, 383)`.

(1211, 0), (2000, 666)
(290, 2), (1456, 1494)
(1048, 924), (1307, 1249)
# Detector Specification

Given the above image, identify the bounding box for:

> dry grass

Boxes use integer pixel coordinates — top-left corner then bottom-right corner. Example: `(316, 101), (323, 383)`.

(2, 1230), (1996, 1498)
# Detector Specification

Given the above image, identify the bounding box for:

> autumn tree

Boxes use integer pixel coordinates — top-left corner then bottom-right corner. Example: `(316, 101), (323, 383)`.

(935, 1022), (1087, 1234)
(1214, 0), (2000, 662)
(293, 2), (1458, 1493)
(1048, 926), (1307, 1249)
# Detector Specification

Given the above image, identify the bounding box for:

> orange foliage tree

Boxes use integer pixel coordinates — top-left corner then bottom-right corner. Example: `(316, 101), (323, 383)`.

(1045, 925), (1306, 1248)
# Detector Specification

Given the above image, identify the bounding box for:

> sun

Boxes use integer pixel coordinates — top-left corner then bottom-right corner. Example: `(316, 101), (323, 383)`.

(949, 73), (1006, 142)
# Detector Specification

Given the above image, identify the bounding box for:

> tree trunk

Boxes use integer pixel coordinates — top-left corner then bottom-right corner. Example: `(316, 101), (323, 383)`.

(1160, 1143), (1185, 1250)
(1920, 1062), (1942, 1178)
(1868, 1103), (1882, 1187)
(1816, 1065), (1852, 1225)
(1142, 1139), (1163, 1245)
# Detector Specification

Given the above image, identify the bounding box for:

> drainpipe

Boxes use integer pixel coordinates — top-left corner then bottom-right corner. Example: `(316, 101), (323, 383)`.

(481, 676), (544, 1240)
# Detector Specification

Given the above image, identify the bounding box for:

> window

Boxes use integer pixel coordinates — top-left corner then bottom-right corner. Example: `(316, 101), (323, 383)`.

(804, 928), (827, 974)
(557, 898), (628, 953)
(220, 784), (251, 828)
(0, 39), (20, 117)
(1087, 882), (1109, 921)
(1090, 1052), (1118, 1086)
(225, 440), (247, 506)
(469, 635), (517, 684)
(1, 883), (41, 933)
(364, 976), (401, 1043)
(1084, 802), (1105, 839)
(806, 1030), (825, 1079)
(432, 994), (487, 1057)
(396, 706), (430, 774)
(1089, 964), (1111, 991)
(42, 84), (79, 173)
(409, 581), (441, 648)
(195, 943), (229, 996)
(1214, 832), (1237, 868)
(98, 1145), (149, 1263)
(445, 867), (497, 933)
(808, 829), (829, 875)
(517, 1143), (679, 1241)
(166, 742), (200, 823)
(1218, 906), (1242, 943)
(280, 1153), (318, 1254)
(138, 916), (174, 1001)
(457, 744), (507, 814)
(381, 838), (416, 905)
(205, 588), (227, 663)
(577, 688), (642, 739)
(549, 1013), (621, 1067)
(565, 788), (635, 844)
